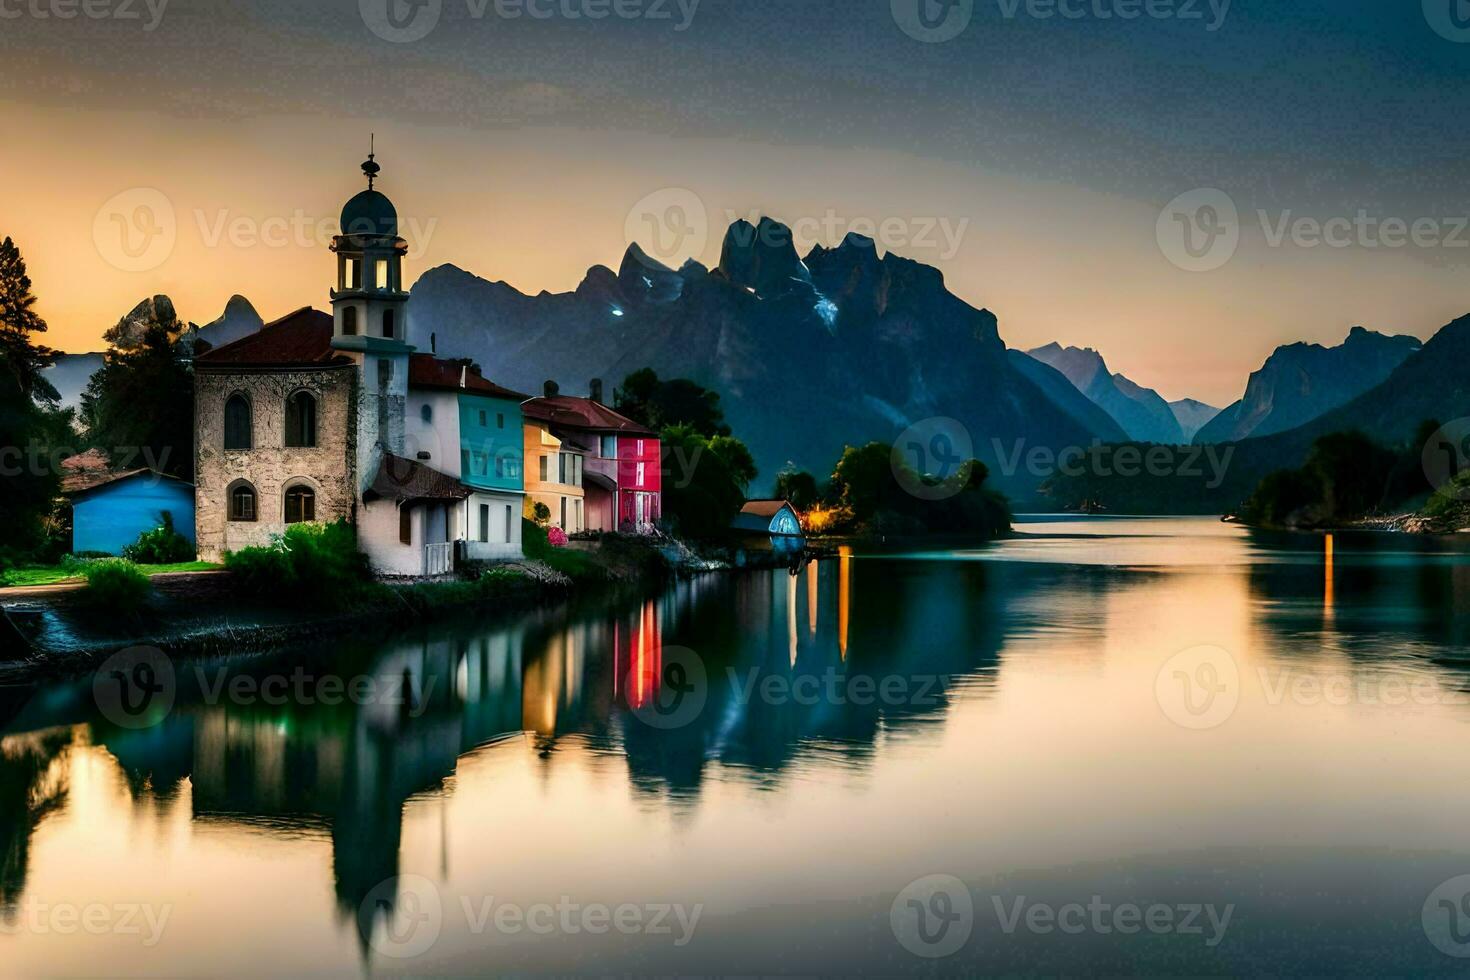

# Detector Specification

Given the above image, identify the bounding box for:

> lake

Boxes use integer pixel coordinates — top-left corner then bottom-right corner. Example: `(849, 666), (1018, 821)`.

(5, 516), (1470, 976)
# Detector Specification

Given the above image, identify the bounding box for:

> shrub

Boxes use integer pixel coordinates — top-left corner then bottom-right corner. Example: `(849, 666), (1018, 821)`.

(79, 559), (151, 615)
(123, 511), (195, 565)
(224, 520), (370, 610)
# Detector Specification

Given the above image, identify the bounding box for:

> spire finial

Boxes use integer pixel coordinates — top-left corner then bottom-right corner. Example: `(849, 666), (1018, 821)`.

(362, 134), (381, 190)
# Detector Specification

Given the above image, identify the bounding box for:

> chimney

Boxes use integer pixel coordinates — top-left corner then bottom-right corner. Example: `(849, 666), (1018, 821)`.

(544, 380), (560, 399)
(589, 378), (604, 404)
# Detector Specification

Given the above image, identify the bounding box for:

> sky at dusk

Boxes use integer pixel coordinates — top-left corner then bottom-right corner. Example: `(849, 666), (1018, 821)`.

(3, 0), (1469, 405)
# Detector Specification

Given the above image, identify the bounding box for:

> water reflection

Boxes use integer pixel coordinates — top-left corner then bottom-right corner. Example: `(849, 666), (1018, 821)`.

(7, 520), (1470, 974)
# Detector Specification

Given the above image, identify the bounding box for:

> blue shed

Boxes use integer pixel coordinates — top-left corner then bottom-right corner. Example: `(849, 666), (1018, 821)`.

(67, 470), (196, 557)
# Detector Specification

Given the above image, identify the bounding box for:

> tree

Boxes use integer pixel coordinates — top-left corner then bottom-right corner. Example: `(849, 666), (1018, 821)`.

(615, 369), (731, 437)
(659, 425), (748, 540)
(81, 301), (194, 480)
(774, 469), (820, 511)
(0, 237), (57, 405)
(825, 442), (1009, 538)
(707, 435), (757, 492)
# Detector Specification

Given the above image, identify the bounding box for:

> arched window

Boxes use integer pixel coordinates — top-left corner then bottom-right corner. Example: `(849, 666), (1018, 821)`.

(224, 394), (252, 450)
(228, 481), (257, 522)
(343, 306), (358, 336)
(383, 308), (397, 340)
(420, 403), (432, 424)
(285, 391), (317, 448)
(284, 485), (316, 524)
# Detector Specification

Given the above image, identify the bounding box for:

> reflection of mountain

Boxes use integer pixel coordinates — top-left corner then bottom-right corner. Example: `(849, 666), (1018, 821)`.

(0, 729), (72, 912)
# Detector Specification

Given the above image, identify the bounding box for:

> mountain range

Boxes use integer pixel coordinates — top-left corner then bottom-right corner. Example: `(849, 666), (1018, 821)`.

(1022, 343), (1188, 444)
(1194, 326), (1421, 444)
(405, 218), (1122, 496)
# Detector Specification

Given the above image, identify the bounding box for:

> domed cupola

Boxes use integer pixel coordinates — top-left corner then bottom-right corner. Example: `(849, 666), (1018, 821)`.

(330, 141), (412, 353)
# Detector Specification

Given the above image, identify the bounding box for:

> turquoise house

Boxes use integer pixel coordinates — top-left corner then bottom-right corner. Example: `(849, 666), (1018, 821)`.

(459, 391), (525, 494)
(67, 470), (196, 556)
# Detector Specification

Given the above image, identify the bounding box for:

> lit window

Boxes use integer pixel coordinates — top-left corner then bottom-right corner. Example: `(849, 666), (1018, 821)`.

(376, 259), (389, 290)
(346, 259), (361, 290)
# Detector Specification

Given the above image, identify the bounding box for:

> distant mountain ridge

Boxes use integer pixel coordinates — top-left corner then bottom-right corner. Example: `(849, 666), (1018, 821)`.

(1195, 326), (1420, 444)
(1169, 399), (1221, 442)
(406, 219), (1119, 496)
(1024, 344), (1185, 444)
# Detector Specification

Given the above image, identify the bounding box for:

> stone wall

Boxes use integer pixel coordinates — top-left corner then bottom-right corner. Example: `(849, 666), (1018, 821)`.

(195, 366), (357, 561)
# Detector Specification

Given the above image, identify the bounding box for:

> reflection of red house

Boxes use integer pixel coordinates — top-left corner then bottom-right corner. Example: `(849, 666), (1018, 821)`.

(522, 381), (661, 535)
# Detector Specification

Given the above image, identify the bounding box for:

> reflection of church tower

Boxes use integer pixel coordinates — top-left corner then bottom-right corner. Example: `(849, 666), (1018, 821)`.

(330, 144), (414, 494)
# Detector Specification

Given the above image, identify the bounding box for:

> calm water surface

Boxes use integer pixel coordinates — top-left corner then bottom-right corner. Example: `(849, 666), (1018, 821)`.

(6, 516), (1470, 976)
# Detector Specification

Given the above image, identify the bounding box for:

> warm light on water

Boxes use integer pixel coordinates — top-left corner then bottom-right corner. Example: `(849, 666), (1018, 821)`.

(5, 517), (1470, 974)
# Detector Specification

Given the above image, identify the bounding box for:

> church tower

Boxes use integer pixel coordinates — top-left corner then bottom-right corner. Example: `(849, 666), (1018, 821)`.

(331, 145), (413, 493)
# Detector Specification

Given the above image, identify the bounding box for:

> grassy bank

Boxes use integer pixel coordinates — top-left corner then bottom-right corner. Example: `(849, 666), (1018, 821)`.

(2, 560), (221, 588)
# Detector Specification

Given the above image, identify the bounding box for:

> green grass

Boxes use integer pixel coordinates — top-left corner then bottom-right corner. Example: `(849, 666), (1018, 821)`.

(1, 561), (221, 588)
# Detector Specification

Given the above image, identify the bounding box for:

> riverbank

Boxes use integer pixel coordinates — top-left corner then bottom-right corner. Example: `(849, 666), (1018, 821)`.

(0, 534), (820, 682)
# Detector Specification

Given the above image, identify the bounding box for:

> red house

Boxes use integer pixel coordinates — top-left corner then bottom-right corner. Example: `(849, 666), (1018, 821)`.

(522, 380), (661, 535)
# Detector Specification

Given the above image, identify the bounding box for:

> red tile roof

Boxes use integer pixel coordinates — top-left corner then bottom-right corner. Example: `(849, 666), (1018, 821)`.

(194, 308), (349, 368)
(408, 355), (531, 401)
(522, 396), (654, 436)
(60, 449), (192, 496)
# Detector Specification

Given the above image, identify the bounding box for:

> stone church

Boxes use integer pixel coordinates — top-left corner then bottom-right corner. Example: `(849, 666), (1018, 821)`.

(194, 153), (523, 574)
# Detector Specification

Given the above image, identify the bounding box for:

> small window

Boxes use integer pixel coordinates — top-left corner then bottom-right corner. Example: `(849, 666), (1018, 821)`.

(229, 482), (257, 522)
(399, 505), (413, 545)
(376, 259), (389, 290)
(346, 259), (361, 290)
(383, 308), (396, 340)
(343, 306), (358, 336)
(637, 462), (646, 485)
(497, 413), (505, 429)
(284, 485), (316, 524)
(539, 456), (548, 483)
(505, 505), (513, 544)
(479, 410), (487, 427)
(224, 394), (252, 450)
(479, 504), (490, 544)
(420, 403), (432, 424)
(285, 391), (317, 448)
(378, 359), (391, 388)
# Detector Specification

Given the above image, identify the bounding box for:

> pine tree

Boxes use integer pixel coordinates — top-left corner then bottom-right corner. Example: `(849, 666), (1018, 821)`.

(0, 237), (58, 404)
